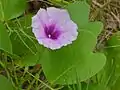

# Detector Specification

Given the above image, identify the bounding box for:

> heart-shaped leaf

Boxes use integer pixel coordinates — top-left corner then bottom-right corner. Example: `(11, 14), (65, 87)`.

(41, 27), (106, 84)
(40, 1), (106, 84)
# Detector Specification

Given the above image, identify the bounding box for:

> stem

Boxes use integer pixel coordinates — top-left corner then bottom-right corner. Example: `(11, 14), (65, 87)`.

(11, 60), (19, 86)
(27, 71), (55, 90)
(0, 53), (16, 89)
(4, 22), (13, 36)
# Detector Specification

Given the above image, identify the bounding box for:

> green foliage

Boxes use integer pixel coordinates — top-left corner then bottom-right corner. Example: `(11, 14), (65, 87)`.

(67, 1), (90, 27)
(0, 0), (26, 21)
(0, 75), (13, 90)
(0, 23), (12, 54)
(9, 15), (42, 67)
(18, 52), (40, 67)
(90, 31), (120, 90)
(111, 77), (120, 90)
(105, 31), (120, 90)
(0, 0), (109, 89)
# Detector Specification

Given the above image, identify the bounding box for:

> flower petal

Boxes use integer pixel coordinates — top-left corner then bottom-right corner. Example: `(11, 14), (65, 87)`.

(58, 32), (75, 46)
(58, 20), (78, 46)
(32, 15), (41, 28)
(63, 20), (78, 35)
(38, 38), (61, 50)
(47, 7), (70, 25)
(37, 8), (49, 25)
(32, 27), (46, 39)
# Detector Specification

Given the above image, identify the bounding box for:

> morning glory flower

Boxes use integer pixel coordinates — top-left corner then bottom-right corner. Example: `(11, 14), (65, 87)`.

(32, 7), (78, 50)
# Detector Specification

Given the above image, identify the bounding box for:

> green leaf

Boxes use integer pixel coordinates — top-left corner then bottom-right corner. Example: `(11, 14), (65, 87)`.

(66, 1), (90, 27)
(81, 22), (103, 36)
(0, 0), (26, 21)
(16, 52), (40, 67)
(41, 22), (106, 84)
(0, 75), (14, 90)
(0, 23), (12, 53)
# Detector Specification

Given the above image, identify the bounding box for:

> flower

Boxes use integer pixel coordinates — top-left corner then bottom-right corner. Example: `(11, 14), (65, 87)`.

(32, 7), (78, 50)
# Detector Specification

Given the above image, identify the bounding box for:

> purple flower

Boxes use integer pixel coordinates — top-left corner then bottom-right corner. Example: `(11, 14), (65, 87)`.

(32, 7), (78, 50)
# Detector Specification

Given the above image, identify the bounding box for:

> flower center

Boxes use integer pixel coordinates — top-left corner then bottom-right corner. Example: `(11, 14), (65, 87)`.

(44, 24), (61, 40)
